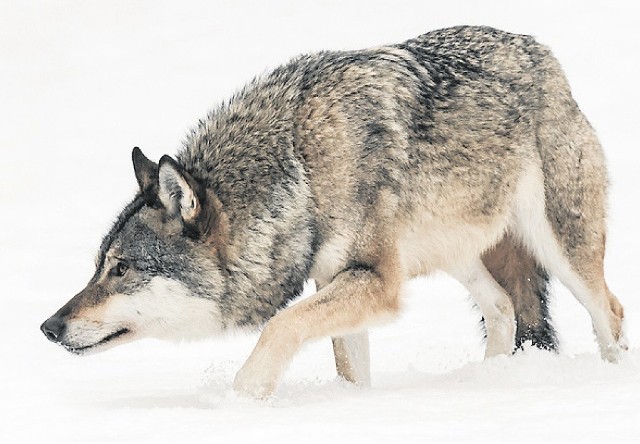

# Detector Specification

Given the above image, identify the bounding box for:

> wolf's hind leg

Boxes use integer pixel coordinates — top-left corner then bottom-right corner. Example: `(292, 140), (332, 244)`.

(233, 264), (400, 398)
(531, 58), (626, 361)
(543, 254), (626, 362)
(449, 257), (516, 358)
(332, 331), (371, 386)
(512, 179), (626, 362)
(482, 233), (557, 351)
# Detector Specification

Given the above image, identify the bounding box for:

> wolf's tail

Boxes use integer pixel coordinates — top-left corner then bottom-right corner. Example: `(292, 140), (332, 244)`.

(482, 232), (557, 351)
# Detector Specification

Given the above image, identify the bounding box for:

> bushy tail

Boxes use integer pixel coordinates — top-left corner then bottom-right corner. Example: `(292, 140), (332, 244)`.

(482, 233), (557, 351)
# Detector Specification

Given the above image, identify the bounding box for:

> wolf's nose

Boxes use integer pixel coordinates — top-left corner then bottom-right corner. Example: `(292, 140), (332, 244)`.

(41, 317), (65, 343)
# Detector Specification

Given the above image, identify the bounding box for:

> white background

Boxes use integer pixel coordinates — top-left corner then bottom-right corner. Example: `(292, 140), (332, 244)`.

(1, 0), (639, 441)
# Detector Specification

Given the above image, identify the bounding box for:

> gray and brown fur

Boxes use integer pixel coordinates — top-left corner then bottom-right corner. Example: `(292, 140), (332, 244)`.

(42, 26), (624, 397)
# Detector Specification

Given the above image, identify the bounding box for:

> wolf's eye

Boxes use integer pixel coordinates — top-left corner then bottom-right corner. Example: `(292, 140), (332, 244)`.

(111, 261), (129, 277)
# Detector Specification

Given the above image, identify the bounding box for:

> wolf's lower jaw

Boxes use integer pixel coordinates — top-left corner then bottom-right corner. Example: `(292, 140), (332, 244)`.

(63, 328), (131, 355)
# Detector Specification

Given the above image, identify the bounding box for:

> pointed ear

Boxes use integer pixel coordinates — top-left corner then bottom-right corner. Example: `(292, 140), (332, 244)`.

(158, 155), (201, 223)
(132, 147), (159, 204)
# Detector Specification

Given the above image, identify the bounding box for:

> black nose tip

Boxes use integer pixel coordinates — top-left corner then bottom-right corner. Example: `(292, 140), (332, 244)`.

(41, 317), (65, 343)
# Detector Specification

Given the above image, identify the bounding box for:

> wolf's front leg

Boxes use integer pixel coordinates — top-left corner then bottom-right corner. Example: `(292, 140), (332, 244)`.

(332, 331), (371, 386)
(233, 265), (400, 398)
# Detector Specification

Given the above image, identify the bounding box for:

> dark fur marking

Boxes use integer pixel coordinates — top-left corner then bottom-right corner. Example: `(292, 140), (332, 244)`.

(94, 196), (146, 277)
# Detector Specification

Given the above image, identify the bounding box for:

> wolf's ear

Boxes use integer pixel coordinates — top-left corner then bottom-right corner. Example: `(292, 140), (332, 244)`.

(158, 155), (224, 240)
(132, 147), (159, 204)
(158, 155), (201, 223)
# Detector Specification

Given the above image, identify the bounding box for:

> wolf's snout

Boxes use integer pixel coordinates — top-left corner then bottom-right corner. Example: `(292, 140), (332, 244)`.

(41, 317), (65, 343)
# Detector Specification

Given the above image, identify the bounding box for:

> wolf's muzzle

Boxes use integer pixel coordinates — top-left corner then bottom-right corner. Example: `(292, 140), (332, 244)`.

(41, 316), (65, 343)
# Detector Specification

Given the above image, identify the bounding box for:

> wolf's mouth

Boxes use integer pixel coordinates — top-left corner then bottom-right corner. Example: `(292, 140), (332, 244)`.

(64, 328), (131, 354)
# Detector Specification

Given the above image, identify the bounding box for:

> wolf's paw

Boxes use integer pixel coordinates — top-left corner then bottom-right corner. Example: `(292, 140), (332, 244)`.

(599, 342), (624, 363)
(483, 319), (516, 359)
(233, 367), (276, 400)
(617, 327), (630, 352)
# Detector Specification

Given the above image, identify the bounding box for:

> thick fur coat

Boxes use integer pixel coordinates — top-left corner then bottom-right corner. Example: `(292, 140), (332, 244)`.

(42, 26), (625, 398)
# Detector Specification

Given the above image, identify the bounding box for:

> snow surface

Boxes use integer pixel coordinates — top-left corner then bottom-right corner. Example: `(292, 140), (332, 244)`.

(1, 0), (640, 441)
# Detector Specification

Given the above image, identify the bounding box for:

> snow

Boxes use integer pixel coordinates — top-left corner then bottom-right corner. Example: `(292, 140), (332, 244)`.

(1, 0), (640, 441)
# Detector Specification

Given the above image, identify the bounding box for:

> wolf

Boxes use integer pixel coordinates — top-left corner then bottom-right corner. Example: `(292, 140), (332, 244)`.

(41, 26), (626, 398)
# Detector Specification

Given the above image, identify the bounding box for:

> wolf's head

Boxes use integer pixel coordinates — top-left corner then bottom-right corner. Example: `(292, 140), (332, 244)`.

(40, 148), (229, 355)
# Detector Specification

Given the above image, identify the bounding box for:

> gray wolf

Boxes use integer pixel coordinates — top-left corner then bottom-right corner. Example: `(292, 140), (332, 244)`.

(41, 26), (626, 398)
